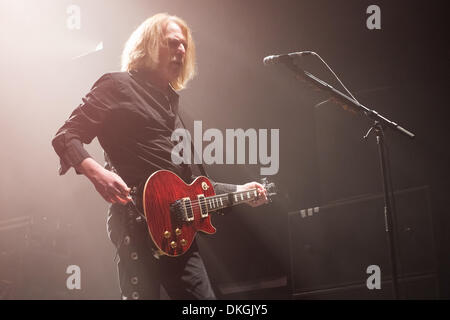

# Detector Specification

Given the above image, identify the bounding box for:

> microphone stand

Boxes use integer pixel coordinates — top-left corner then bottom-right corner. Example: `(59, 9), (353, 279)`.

(281, 59), (415, 299)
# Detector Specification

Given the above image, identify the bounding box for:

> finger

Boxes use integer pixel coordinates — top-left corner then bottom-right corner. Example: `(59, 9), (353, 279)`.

(250, 197), (262, 207)
(249, 201), (258, 207)
(257, 187), (267, 198)
(109, 185), (126, 198)
(116, 194), (131, 204)
(251, 199), (264, 207)
(103, 186), (121, 204)
(114, 180), (130, 196)
(106, 195), (116, 204)
(252, 195), (267, 206)
(109, 187), (130, 204)
(259, 187), (269, 202)
(99, 190), (115, 204)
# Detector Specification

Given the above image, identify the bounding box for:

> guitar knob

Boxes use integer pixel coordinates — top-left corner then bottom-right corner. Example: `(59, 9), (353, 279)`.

(170, 241), (177, 249)
(164, 231), (171, 239)
(175, 228), (182, 236)
(180, 239), (187, 246)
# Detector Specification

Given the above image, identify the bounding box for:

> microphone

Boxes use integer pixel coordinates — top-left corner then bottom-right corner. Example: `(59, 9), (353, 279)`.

(263, 51), (315, 66)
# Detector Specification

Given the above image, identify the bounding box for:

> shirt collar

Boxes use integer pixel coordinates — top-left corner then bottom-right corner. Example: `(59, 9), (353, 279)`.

(129, 68), (180, 111)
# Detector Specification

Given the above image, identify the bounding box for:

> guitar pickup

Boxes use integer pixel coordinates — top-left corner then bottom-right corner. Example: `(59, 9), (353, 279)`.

(197, 194), (208, 218)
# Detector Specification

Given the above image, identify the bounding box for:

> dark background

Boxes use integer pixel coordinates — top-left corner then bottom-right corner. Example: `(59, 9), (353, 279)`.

(0, 0), (448, 299)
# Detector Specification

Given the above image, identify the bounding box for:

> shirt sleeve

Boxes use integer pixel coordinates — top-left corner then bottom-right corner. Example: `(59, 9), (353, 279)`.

(51, 73), (118, 175)
(181, 163), (237, 195)
(211, 181), (237, 194)
(210, 181), (236, 215)
(191, 173), (237, 214)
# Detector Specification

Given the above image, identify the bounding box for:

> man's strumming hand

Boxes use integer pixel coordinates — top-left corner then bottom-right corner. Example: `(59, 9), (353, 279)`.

(76, 158), (131, 205)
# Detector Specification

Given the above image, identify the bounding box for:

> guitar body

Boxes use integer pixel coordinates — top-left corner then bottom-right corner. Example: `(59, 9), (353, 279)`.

(142, 170), (216, 257)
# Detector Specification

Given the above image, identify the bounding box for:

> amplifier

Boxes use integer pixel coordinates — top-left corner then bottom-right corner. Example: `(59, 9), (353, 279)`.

(287, 186), (438, 299)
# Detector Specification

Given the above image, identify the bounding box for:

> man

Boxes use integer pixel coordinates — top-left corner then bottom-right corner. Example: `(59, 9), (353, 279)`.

(52, 13), (268, 300)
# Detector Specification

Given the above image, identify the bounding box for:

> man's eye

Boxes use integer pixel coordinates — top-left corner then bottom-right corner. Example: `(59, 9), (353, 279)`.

(168, 39), (178, 47)
(167, 39), (187, 49)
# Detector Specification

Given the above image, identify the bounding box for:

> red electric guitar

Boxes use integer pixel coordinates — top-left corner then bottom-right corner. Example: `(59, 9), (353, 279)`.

(141, 170), (276, 257)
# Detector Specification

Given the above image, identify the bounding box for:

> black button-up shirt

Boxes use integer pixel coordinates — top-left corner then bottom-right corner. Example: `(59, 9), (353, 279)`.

(52, 70), (236, 194)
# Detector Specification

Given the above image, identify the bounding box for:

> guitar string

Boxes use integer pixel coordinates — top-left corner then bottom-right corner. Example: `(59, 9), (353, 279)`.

(171, 188), (261, 211)
(180, 188), (259, 207)
(178, 192), (259, 210)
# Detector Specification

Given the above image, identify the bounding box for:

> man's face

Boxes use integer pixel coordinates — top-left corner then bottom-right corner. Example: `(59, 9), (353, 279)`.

(156, 20), (187, 84)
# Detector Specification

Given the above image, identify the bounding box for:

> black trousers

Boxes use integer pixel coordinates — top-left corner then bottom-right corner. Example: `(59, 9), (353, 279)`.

(107, 203), (216, 300)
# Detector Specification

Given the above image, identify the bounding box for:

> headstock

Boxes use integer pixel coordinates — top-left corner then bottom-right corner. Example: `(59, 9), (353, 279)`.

(261, 177), (277, 202)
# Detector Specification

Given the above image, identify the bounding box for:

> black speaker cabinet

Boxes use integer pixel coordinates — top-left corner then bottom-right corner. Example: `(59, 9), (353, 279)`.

(288, 186), (439, 299)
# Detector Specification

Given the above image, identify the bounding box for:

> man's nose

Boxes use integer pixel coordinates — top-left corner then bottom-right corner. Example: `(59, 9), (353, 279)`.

(177, 43), (186, 55)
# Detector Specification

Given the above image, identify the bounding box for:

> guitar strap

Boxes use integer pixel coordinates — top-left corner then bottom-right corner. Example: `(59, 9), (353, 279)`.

(125, 68), (209, 178)
(103, 113), (209, 182)
(176, 112), (210, 179)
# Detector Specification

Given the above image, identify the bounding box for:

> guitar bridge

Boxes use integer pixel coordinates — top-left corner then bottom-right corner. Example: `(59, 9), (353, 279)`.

(170, 197), (194, 222)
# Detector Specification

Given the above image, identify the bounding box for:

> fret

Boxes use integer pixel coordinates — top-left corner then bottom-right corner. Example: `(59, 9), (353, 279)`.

(206, 196), (225, 211)
(203, 188), (259, 212)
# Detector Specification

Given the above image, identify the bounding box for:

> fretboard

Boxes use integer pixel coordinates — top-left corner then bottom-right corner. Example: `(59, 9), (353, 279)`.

(205, 188), (259, 213)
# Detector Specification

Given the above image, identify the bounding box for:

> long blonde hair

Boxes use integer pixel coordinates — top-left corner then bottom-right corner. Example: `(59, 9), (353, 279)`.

(121, 13), (196, 90)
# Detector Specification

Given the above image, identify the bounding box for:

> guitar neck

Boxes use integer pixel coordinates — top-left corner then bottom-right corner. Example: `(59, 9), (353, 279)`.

(204, 188), (259, 213)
